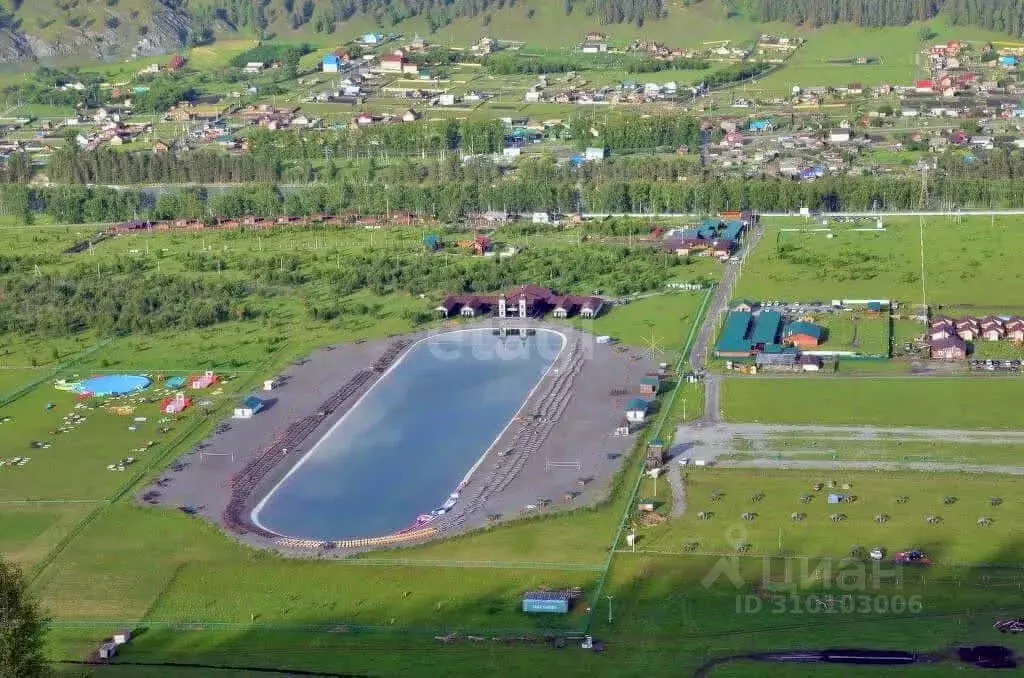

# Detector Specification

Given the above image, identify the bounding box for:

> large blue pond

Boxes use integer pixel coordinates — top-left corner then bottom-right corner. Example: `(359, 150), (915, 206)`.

(252, 329), (565, 540)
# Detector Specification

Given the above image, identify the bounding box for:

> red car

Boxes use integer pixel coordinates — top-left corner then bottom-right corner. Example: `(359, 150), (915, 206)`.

(893, 550), (932, 566)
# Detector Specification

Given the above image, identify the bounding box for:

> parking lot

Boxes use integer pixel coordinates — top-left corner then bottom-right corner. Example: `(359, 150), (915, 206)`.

(969, 358), (1023, 372)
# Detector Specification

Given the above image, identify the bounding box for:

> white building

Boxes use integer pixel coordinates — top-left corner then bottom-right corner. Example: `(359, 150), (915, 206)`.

(625, 399), (649, 424)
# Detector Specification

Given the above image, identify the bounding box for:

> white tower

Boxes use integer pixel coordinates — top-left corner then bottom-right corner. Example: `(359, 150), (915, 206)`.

(498, 295), (507, 318)
(518, 295), (527, 319)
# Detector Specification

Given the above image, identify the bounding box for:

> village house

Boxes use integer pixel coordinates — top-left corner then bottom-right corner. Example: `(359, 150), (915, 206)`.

(956, 318), (979, 341)
(929, 317), (955, 341)
(930, 336), (967, 360)
(980, 315), (1006, 341)
(1006, 317), (1024, 342)
(829, 128), (852, 143)
(782, 321), (824, 349)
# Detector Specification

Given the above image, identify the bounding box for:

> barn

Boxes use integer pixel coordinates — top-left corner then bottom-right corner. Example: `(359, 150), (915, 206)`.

(625, 398), (649, 424)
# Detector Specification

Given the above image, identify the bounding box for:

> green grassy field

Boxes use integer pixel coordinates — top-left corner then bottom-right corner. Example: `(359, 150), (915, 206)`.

(721, 376), (1024, 428)
(815, 313), (890, 356)
(737, 216), (1024, 306)
(640, 467), (1024, 562)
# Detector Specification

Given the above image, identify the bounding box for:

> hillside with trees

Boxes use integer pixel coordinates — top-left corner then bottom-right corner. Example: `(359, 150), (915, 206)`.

(742, 0), (1024, 37)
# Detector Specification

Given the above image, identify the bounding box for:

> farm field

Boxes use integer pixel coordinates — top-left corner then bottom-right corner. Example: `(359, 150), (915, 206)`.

(721, 377), (1024, 428)
(737, 216), (1024, 306)
(640, 468), (1024, 563)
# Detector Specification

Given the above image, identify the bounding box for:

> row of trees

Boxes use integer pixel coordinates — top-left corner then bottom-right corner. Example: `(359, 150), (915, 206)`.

(16, 172), (1024, 224)
(45, 148), (283, 185)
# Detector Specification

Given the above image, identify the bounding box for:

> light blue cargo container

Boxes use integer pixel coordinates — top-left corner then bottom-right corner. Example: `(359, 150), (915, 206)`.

(522, 591), (570, 614)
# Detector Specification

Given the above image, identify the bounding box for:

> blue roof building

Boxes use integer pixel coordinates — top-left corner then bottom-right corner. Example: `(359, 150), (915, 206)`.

(715, 311), (753, 357)
(322, 54), (341, 72)
(1000, 55), (1018, 67)
(749, 119), (772, 132)
(751, 311), (782, 346)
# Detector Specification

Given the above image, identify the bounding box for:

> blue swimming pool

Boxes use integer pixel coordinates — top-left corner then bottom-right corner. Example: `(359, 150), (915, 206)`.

(252, 329), (565, 541)
(77, 374), (151, 397)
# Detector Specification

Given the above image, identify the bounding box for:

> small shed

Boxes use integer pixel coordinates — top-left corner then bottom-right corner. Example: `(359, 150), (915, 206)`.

(263, 379), (276, 391)
(584, 146), (607, 161)
(637, 499), (656, 512)
(423, 234), (442, 251)
(639, 375), (661, 395)
(522, 590), (570, 614)
(113, 629), (132, 645)
(827, 493), (845, 504)
(646, 438), (665, 467)
(98, 642), (117, 660)
(233, 395), (265, 419)
(625, 398), (649, 424)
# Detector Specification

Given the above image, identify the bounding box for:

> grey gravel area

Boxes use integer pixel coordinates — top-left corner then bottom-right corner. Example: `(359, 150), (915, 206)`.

(141, 322), (656, 556)
(141, 336), (397, 535)
(671, 421), (1024, 475)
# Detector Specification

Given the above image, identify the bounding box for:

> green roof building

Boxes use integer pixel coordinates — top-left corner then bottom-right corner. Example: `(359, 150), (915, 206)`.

(751, 311), (782, 345)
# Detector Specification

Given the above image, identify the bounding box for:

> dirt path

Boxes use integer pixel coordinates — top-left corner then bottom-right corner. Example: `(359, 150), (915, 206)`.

(667, 463), (687, 517)
(718, 457), (1024, 475)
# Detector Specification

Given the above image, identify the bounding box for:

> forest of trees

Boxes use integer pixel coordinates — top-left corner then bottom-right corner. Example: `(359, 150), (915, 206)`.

(744, 0), (1024, 38)
(0, 243), (677, 337)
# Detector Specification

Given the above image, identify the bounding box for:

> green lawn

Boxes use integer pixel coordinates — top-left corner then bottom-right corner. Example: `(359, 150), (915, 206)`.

(816, 313), (890, 356)
(721, 377), (1024, 428)
(565, 292), (708, 358)
(738, 216), (1024, 306)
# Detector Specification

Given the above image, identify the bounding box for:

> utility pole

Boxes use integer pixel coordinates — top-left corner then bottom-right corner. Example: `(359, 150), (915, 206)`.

(919, 215), (927, 314)
(606, 595), (614, 624)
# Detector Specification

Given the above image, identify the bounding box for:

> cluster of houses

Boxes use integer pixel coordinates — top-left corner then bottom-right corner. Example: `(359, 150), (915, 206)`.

(928, 315), (1024, 360)
(435, 284), (604, 321)
(73, 114), (152, 151)
(714, 306), (826, 371)
(661, 213), (752, 261)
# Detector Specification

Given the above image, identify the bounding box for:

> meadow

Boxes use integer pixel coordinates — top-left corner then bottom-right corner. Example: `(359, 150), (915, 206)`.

(721, 376), (1024, 428)
(816, 313), (890, 356)
(736, 216), (1024, 306)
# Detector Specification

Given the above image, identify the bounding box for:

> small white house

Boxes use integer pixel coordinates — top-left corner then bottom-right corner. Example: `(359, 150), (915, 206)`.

(98, 642), (117, 660)
(502, 146), (522, 158)
(243, 62), (265, 74)
(584, 147), (607, 161)
(532, 211), (551, 224)
(829, 128), (851, 143)
(625, 398), (649, 424)
(263, 379), (276, 391)
(438, 93), (456, 106)
(113, 630), (132, 645)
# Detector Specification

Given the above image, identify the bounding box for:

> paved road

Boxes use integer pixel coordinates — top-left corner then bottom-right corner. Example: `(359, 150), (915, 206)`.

(686, 224), (764, 424)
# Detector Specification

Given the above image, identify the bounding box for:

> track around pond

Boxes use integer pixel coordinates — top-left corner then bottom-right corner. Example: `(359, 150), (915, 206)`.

(439, 339), (585, 531)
